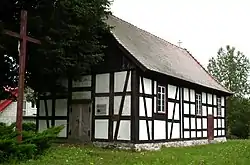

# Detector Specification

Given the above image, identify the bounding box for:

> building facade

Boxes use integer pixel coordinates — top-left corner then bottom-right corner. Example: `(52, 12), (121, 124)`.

(37, 15), (232, 150)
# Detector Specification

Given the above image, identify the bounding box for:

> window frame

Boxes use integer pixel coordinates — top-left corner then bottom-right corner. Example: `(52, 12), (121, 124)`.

(195, 93), (202, 115)
(157, 84), (166, 113)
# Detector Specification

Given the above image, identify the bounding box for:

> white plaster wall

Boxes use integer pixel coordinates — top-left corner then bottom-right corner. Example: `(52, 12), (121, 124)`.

(72, 91), (91, 100)
(113, 120), (131, 140)
(207, 93), (213, 105)
(183, 88), (189, 101)
(203, 108), (207, 116)
(197, 118), (201, 129)
(139, 120), (152, 140)
(95, 97), (109, 116)
(139, 97), (152, 117)
(183, 103), (189, 114)
(0, 102), (17, 125)
(203, 131), (207, 137)
(55, 120), (67, 137)
(168, 85), (179, 100)
(190, 104), (195, 115)
(1, 101), (37, 125)
(39, 99), (52, 116)
(214, 118), (217, 128)
(214, 107), (217, 116)
(208, 107), (213, 115)
(114, 71), (131, 92)
(38, 120), (52, 132)
(168, 102), (179, 120)
(190, 89), (195, 102)
(154, 120), (166, 140)
(114, 96), (131, 115)
(221, 119), (225, 128)
(213, 95), (217, 105)
(221, 96), (225, 106)
(221, 108), (225, 117)
(24, 102), (37, 116)
(95, 119), (108, 139)
(184, 131), (189, 138)
(191, 118), (195, 129)
(55, 99), (68, 116)
(218, 119), (221, 128)
(168, 122), (180, 139)
(202, 92), (206, 104)
(96, 73), (109, 93)
(72, 75), (91, 87)
(197, 131), (202, 137)
(153, 81), (157, 95)
(153, 96), (157, 113)
(139, 77), (152, 94)
(191, 131), (196, 138)
(184, 118), (189, 129)
(203, 118), (207, 129)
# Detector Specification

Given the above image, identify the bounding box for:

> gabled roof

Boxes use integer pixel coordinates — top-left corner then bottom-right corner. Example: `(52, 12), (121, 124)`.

(106, 15), (232, 94)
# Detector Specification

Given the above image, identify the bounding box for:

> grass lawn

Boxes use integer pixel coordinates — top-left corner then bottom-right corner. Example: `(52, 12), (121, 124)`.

(12, 140), (250, 165)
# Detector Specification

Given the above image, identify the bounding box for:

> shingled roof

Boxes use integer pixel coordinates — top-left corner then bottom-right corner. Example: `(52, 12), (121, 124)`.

(106, 15), (232, 94)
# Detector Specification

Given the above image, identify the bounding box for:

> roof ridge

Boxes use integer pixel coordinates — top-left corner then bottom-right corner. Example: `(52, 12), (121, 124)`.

(184, 49), (232, 93)
(110, 14), (183, 50)
(109, 14), (232, 93)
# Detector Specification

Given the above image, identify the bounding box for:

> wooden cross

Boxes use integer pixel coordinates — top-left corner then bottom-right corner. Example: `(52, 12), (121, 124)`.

(177, 40), (182, 47)
(3, 10), (41, 142)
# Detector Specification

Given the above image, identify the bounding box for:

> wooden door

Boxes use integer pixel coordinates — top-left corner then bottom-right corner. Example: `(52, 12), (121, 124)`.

(207, 115), (214, 141)
(69, 103), (91, 142)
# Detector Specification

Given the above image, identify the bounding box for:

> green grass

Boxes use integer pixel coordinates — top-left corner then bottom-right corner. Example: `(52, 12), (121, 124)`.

(12, 140), (250, 165)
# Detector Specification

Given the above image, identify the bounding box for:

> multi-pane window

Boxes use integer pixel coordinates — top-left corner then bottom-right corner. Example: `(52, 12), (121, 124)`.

(157, 85), (166, 113)
(195, 93), (202, 115)
(217, 97), (222, 116)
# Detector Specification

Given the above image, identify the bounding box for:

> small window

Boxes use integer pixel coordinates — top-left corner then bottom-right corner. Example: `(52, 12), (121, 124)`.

(157, 85), (166, 113)
(195, 93), (202, 115)
(217, 97), (222, 116)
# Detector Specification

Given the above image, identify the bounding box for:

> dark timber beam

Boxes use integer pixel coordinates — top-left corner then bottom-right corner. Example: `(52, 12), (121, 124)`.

(169, 87), (179, 139)
(140, 76), (151, 140)
(114, 71), (130, 140)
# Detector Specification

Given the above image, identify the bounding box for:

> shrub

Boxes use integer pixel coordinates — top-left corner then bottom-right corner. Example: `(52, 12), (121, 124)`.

(0, 122), (64, 163)
(10, 122), (37, 132)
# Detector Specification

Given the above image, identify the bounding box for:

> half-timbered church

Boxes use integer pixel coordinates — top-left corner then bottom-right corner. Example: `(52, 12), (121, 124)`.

(36, 15), (232, 150)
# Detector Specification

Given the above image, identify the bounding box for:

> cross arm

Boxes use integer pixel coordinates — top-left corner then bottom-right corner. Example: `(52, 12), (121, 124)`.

(3, 30), (41, 44)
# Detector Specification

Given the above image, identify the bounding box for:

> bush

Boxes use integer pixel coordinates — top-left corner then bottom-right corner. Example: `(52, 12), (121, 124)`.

(10, 122), (37, 132)
(0, 122), (64, 163)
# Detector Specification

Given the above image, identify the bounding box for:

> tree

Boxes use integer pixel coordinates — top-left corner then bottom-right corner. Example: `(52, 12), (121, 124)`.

(207, 45), (250, 96)
(207, 45), (250, 138)
(0, 0), (112, 99)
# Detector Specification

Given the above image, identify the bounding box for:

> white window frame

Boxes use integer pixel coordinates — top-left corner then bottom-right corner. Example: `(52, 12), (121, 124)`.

(217, 97), (222, 116)
(157, 85), (166, 113)
(195, 93), (202, 115)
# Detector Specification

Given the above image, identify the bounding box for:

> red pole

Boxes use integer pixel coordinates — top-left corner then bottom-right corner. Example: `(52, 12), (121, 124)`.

(16, 10), (28, 142)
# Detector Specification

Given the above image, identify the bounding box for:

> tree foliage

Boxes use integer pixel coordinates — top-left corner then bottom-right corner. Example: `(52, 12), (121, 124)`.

(0, 0), (112, 99)
(207, 45), (250, 97)
(207, 45), (250, 138)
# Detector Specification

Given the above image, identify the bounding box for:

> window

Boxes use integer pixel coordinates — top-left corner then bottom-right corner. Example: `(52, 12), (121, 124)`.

(157, 85), (166, 113)
(195, 93), (202, 115)
(217, 97), (222, 116)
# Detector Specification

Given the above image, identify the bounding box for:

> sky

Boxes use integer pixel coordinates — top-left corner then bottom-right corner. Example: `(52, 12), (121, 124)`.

(110, 0), (250, 67)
